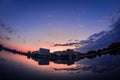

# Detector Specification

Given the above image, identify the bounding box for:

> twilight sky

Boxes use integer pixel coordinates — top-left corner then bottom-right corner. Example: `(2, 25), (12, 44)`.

(0, 0), (120, 52)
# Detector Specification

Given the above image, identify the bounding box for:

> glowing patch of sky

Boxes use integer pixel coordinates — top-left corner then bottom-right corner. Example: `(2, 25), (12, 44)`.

(0, 0), (120, 52)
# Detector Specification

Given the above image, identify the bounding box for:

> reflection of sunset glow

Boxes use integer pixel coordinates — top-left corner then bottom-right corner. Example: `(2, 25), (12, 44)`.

(49, 61), (77, 68)
(1, 51), (79, 74)
(1, 51), (77, 70)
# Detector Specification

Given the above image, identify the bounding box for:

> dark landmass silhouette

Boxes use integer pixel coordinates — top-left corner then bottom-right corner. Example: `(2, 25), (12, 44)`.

(0, 40), (120, 65)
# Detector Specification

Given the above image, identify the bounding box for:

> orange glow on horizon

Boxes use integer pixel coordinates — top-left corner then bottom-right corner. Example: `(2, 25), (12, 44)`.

(0, 40), (75, 53)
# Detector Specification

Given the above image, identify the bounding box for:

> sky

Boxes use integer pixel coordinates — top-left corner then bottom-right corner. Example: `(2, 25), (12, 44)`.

(0, 0), (120, 52)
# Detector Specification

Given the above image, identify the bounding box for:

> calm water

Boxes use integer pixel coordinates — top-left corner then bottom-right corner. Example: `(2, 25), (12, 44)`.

(0, 50), (120, 80)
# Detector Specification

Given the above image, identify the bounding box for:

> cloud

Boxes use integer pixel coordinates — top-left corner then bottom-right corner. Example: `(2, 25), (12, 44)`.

(0, 36), (4, 40)
(0, 20), (16, 34)
(0, 20), (13, 40)
(76, 12), (120, 52)
(0, 19), (25, 43)
(54, 31), (107, 47)
(80, 31), (107, 45)
(88, 31), (106, 39)
(0, 35), (11, 41)
(5, 36), (11, 40)
(54, 42), (80, 46)
(54, 10), (120, 52)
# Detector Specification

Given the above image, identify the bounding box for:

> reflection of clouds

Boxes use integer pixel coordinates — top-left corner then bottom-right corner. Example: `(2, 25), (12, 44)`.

(54, 64), (85, 71)
(53, 62), (120, 74)
(53, 55), (120, 74)
(82, 65), (113, 73)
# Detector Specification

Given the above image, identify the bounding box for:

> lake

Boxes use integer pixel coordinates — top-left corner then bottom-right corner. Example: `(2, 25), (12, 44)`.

(0, 50), (120, 80)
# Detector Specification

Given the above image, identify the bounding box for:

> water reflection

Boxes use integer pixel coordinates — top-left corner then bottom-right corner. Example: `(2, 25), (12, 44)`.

(1, 46), (120, 66)
(0, 47), (120, 80)
(38, 59), (49, 65)
(30, 57), (78, 66)
(54, 55), (120, 73)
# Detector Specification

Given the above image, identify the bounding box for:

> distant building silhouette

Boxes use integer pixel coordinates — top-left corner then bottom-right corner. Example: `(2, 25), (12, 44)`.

(39, 48), (50, 55)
